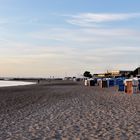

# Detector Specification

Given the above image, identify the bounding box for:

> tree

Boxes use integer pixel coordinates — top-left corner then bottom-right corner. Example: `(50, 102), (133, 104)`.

(83, 71), (92, 78)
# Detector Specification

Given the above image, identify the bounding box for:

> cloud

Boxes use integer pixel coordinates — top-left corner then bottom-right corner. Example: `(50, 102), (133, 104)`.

(0, 12), (140, 77)
(0, 38), (139, 76)
(0, 16), (41, 27)
(27, 25), (140, 75)
(29, 27), (140, 47)
(67, 13), (140, 27)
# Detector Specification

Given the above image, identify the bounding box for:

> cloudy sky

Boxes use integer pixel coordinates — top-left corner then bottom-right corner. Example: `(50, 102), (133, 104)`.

(0, 0), (140, 77)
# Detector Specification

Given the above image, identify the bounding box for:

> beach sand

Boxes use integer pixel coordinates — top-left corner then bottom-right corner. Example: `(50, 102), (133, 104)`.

(0, 80), (140, 140)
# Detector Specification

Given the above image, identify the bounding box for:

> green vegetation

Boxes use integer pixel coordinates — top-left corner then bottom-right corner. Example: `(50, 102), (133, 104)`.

(83, 71), (92, 78)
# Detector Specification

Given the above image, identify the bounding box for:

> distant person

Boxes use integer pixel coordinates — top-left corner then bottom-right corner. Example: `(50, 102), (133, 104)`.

(38, 79), (40, 84)
(48, 79), (51, 83)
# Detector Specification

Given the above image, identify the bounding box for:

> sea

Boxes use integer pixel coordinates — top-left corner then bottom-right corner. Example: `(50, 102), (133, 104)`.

(0, 80), (36, 87)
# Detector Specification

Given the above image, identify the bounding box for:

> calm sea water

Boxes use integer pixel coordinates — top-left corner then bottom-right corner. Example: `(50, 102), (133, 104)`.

(0, 80), (36, 87)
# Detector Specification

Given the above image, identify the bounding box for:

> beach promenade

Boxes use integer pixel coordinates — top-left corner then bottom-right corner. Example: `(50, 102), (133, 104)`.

(0, 80), (140, 140)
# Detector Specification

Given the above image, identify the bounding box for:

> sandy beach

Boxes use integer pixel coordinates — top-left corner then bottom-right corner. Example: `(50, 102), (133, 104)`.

(0, 80), (140, 140)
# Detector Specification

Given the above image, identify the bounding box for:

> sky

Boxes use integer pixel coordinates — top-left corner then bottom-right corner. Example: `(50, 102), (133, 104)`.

(0, 0), (140, 77)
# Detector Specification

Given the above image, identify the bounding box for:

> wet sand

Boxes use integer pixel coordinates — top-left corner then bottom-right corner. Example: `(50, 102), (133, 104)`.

(0, 80), (140, 140)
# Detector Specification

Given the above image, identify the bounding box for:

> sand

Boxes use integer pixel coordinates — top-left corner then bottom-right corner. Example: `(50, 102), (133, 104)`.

(0, 80), (140, 140)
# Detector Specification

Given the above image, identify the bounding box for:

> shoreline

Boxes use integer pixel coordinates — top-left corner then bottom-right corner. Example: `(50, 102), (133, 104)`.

(0, 80), (36, 88)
